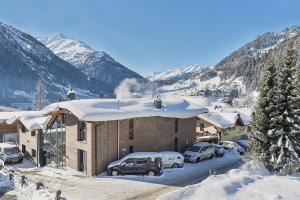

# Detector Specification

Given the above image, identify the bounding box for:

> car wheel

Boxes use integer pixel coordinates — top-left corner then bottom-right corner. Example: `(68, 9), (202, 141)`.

(111, 170), (119, 176)
(172, 163), (179, 168)
(148, 171), (155, 176)
(209, 154), (213, 159)
(196, 157), (201, 163)
(19, 157), (23, 163)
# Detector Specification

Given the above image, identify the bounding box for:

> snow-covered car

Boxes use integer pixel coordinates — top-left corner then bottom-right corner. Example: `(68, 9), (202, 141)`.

(219, 141), (246, 155)
(236, 140), (250, 151)
(107, 152), (163, 176)
(183, 143), (214, 163)
(212, 144), (225, 157)
(162, 151), (184, 168)
(0, 142), (23, 164)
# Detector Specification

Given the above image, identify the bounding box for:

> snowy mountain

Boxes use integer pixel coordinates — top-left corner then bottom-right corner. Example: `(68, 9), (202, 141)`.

(214, 25), (300, 90)
(0, 21), (114, 107)
(150, 64), (203, 84)
(153, 25), (300, 97)
(38, 34), (145, 87)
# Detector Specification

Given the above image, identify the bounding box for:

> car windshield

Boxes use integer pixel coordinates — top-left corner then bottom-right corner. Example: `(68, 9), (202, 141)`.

(4, 147), (20, 155)
(187, 146), (201, 152)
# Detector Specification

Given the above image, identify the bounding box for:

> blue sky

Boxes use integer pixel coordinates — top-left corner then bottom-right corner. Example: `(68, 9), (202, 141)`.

(1, 0), (300, 76)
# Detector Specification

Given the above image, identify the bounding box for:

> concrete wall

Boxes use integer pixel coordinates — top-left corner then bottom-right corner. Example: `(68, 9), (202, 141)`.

(64, 115), (196, 176)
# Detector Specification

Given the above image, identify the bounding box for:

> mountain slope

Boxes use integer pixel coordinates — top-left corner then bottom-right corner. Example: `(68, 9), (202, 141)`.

(38, 34), (145, 87)
(214, 25), (300, 90)
(0, 21), (113, 106)
(150, 64), (204, 84)
(153, 25), (300, 96)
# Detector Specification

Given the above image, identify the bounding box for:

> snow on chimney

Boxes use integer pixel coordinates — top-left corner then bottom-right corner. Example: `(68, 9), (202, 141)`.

(154, 96), (162, 109)
(67, 88), (76, 100)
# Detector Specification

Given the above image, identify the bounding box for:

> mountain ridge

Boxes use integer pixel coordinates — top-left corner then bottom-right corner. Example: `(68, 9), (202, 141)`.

(37, 34), (146, 87)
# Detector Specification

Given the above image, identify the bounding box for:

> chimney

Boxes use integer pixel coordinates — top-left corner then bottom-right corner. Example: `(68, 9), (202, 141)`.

(67, 88), (76, 100)
(154, 96), (162, 109)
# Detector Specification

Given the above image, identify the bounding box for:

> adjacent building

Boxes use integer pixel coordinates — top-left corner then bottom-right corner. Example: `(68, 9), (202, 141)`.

(0, 106), (21, 143)
(196, 111), (252, 142)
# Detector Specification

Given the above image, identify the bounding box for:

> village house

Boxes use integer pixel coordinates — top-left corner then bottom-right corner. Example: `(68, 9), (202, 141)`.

(7, 111), (49, 166)
(196, 111), (252, 142)
(7, 98), (208, 176)
(0, 106), (21, 143)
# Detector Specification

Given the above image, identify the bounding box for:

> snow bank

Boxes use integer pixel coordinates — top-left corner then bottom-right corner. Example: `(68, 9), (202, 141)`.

(42, 98), (209, 121)
(158, 160), (300, 200)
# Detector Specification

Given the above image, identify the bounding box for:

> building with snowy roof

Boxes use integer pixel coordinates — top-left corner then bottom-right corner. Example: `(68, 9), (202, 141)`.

(196, 111), (252, 142)
(7, 98), (208, 176)
(0, 105), (21, 143)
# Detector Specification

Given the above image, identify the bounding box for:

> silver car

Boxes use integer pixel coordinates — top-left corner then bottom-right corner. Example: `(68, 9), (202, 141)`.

(0, 142), (23, 164)
(162, 151), (184, 168)
(183, 143), (214, 163)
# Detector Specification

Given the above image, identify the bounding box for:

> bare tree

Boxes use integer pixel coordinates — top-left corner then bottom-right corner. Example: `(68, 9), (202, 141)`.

(34, 79), (45, 110)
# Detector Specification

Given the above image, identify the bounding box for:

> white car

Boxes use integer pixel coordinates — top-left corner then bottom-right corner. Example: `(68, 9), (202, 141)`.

(162, 151), (184, 168)
(219, 141), (246, 155)
(183, 143), (214, 163)
(0, 142), (23, 164)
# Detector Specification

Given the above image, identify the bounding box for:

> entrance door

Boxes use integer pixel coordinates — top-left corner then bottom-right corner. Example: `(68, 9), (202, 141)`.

(79, 150), (87, 174)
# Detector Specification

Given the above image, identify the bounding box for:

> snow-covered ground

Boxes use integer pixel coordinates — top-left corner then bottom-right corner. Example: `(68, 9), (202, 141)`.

(158, 160), (300, 200)
(1, 151), (241, 200)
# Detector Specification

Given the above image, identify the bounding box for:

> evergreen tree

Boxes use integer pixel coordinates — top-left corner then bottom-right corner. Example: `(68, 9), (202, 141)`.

(251, 55), (277, 169)
(268, 45), (300, 174)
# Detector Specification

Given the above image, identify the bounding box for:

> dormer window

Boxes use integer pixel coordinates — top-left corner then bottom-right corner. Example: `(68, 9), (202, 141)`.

(78, 121), (87, 141)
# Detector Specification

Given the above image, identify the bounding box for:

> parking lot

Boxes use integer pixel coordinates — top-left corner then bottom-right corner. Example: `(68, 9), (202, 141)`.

(2, 150), (242, 200)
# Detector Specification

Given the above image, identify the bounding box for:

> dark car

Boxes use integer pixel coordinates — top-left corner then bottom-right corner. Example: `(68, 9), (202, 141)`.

(107, 152), (163, 176)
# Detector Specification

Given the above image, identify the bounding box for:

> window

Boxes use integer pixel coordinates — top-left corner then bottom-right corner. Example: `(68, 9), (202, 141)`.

(247, 126), (251, 133)
(136, 158), (147, 165)
(129, 119), (134, 140)
(129, 145), (134, 153)
(175, 118), (178, 132)
(31, 149), (36, 158)
(200, 123), (205, 131)
(78, 121), (87, 141)
(124, 158), (135, 165)
(31, 130), (36, 136)
(21, 145), (26, 153)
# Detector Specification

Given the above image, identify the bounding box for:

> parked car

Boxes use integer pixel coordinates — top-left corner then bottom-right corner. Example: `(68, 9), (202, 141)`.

(107, 152), (163, 176)
(162, 151), (184, 168)
(212, 144), (225, 157)
(219, 141), (246, 155)
(236, 140), (250, 151)
(183, 143), (214, 163)
(0, 142), (23, 164)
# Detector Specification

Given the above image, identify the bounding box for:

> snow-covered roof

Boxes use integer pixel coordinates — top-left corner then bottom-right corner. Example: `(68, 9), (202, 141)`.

(0, 142), (18, 149)
(42, 98), (209, 121)
(198, 112), (242, 129)
(0, 112), (17, 123)
(214, 107), (253, 125)
(7, 111), (49, 131)
(0, 105), (21, 112)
